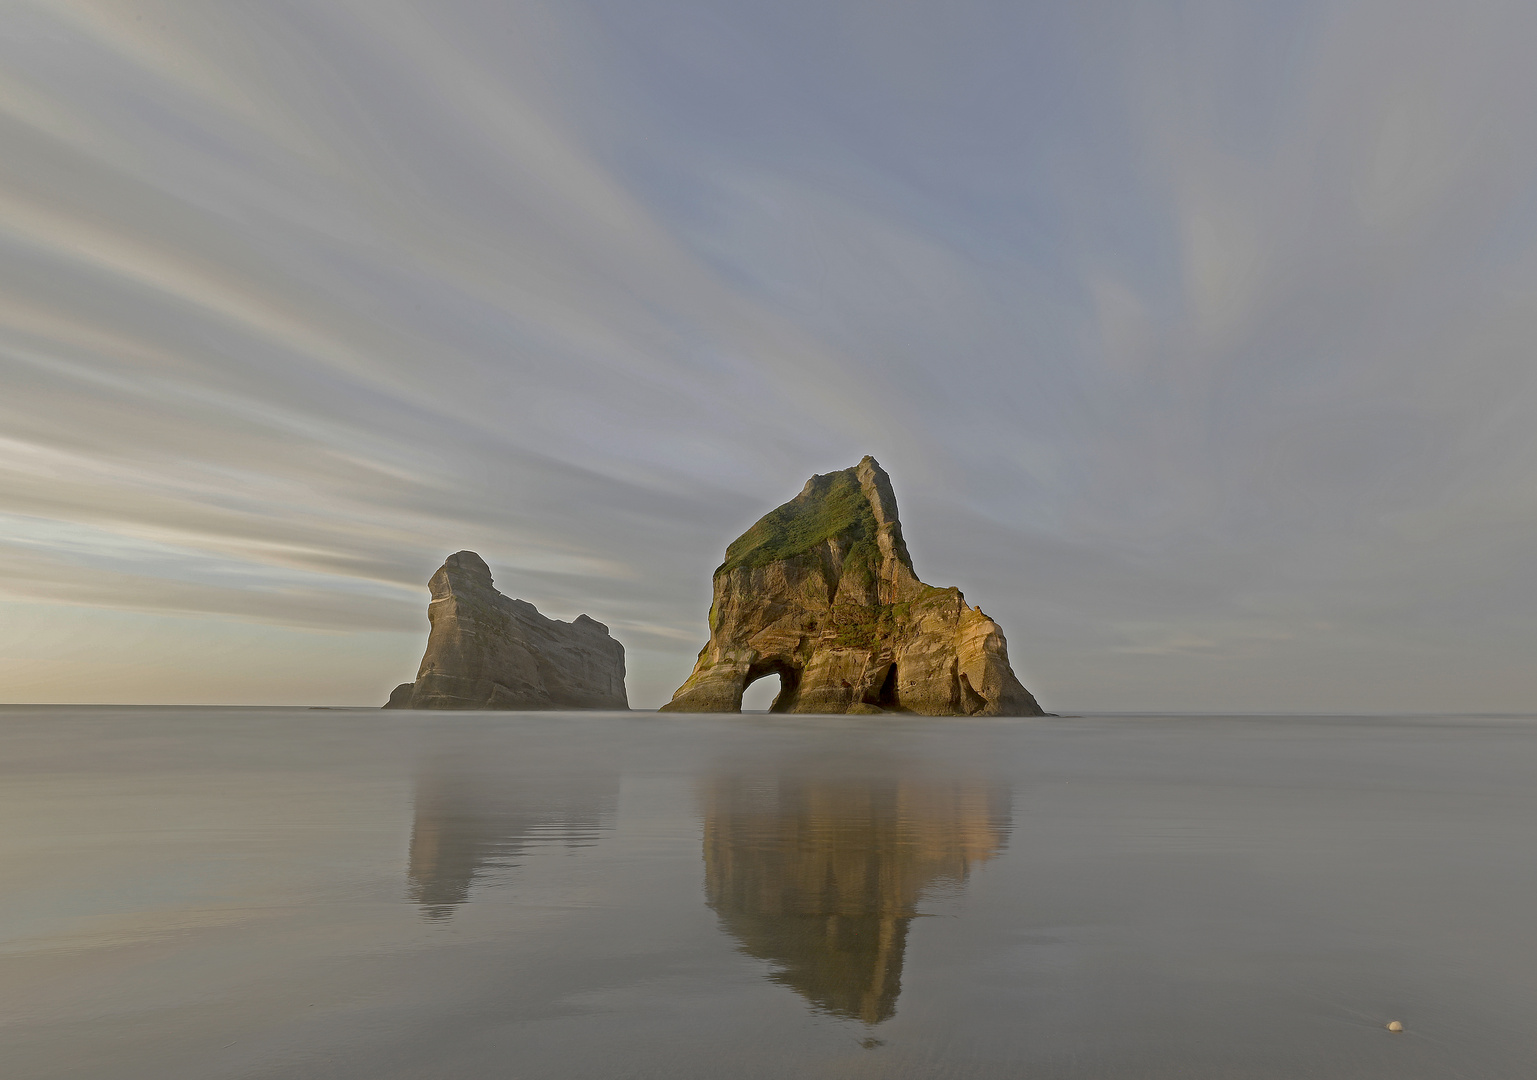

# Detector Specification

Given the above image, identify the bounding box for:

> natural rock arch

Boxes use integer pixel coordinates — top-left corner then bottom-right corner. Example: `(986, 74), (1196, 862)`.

(661, 457), (1043, 716)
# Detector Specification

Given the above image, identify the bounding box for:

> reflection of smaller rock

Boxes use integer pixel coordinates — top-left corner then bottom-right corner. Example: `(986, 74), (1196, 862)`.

(386, 551), (628, 710)
(408, 757), (617, 920)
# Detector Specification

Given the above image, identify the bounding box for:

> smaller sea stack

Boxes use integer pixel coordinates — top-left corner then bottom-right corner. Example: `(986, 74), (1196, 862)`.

(385, 551), (628, 710)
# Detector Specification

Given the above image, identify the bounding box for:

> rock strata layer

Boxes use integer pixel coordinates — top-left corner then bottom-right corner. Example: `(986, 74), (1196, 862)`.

(385, 551), (628, 710)
(661, 457), (1043, 716)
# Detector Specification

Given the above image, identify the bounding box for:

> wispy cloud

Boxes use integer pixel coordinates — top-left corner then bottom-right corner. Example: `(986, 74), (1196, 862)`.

(2, 0), (1535, 709)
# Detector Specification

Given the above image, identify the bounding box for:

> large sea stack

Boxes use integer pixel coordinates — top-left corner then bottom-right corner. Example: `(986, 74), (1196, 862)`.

(661, 457), (1043, 715)
(385, 551), (628, 710)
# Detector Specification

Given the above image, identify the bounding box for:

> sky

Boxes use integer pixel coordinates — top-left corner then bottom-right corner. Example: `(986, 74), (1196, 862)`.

(2, 0), (1536, 712)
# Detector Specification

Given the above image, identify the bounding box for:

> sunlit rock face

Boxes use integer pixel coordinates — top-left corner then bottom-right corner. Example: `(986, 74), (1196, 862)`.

(385, 551), (628, 710)
(702, 765), (1011, 1024)
(661, 457), (1043, 715)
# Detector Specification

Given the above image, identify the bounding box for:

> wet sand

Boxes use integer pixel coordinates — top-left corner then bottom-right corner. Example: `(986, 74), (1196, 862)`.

(2, 707), (1535, 1078)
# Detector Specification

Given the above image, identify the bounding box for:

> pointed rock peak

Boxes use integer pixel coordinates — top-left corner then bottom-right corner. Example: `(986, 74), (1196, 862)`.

(719, 457), (915, 580)
(855, 456), (901, 528)
(573, 613), (610, 634)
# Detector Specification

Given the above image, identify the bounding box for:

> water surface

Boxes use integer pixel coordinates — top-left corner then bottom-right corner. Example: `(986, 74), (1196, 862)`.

(3, 708), (1536, 1078)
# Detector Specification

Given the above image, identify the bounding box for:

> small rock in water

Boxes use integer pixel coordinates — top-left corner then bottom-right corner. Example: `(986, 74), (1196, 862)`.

(1386, 1020), (1403, 1032)
(382, 551), (628, 710)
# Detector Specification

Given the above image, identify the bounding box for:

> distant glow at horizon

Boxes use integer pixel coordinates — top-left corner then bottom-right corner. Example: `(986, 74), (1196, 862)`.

(2, 0), (1536, 711)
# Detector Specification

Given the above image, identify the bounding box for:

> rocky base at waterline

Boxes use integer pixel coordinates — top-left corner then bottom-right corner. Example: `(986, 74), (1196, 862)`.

(385, 551), (628, 710)
(661, 456), (1043, 716)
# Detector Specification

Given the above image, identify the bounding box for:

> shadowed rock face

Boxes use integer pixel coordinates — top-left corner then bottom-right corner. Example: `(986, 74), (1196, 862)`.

(384, 551), (628, 710)
(661, 457), (1043, 716)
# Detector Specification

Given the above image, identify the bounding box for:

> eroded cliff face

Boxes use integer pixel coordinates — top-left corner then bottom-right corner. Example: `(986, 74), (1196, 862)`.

(385, 551), (628, 710)
(660, 457), (1044, 716)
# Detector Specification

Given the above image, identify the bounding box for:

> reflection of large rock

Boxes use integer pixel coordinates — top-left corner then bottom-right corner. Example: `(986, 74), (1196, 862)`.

(703, 766), (1010, 1024)
(661, 457), (1043, 715)
(385, 551), (628, 710)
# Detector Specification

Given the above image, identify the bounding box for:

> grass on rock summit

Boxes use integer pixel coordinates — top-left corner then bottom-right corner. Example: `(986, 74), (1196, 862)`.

(717, 468), (882, 576)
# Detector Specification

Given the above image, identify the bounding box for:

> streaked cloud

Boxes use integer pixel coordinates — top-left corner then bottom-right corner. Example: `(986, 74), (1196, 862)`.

(2, 0), (1535, 710)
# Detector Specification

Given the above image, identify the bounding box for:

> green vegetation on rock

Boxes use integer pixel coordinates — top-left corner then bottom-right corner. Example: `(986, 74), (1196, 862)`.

(718, 469), (879, 576)
(829, 605), (883, 648)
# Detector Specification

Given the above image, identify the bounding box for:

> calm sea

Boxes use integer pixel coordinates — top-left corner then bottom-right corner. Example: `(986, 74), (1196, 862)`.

(2, 707), (1535, 1078)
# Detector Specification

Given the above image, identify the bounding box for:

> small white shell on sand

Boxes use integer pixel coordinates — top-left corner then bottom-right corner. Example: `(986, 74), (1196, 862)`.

(1386, 1021), (1403, 1032)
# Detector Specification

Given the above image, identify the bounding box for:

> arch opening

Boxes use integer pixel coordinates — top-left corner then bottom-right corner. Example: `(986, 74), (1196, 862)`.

(740, 674), (781, 712)
(874, 662), (899, 708)
(742, 661), (800, 713)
